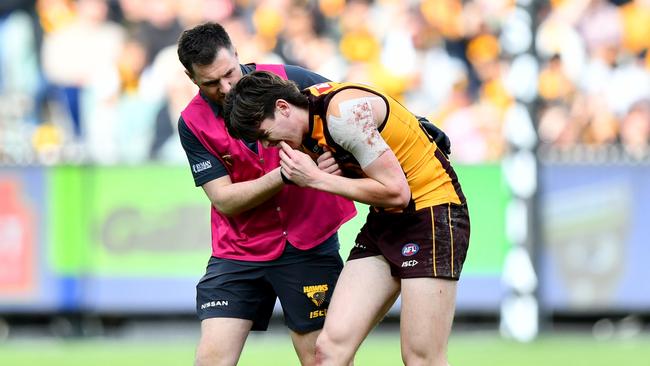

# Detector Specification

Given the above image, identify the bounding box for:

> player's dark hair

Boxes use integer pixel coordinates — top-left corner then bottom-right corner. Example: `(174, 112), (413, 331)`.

(177, 22), (233, 77)
(224, 71), (309, 141)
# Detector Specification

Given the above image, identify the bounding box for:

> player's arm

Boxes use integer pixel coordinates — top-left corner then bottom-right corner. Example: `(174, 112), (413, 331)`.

(281, 147), (410, 208)
(279, 89), (410, 208)
(179, 117), (284, 216)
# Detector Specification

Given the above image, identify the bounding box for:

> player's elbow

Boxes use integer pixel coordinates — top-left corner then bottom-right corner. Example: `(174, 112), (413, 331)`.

(397, 186), (412, 208)
(385, 184), (411, 208)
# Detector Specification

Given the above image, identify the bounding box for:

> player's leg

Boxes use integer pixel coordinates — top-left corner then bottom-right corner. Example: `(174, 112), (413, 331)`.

(194, 257), (277, 366)
(398, 203), (470, 366)
(399, 277), (457, 366)
(315, 255), (400, 366)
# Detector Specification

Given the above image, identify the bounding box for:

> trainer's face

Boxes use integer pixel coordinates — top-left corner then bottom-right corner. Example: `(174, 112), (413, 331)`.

(189, 47), (242, 105)
(259, 101), (305, 149)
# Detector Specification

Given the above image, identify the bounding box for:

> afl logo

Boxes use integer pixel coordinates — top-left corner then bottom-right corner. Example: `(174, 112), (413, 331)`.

(401, 243), (419, 256)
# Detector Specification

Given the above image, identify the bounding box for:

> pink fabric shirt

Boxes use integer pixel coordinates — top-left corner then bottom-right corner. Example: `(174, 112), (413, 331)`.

(181, 64), (356, 261)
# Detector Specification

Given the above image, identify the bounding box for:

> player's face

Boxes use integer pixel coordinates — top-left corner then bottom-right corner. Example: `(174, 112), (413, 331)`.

(189, 47), (242, 105)
(259, 106), (303, 149)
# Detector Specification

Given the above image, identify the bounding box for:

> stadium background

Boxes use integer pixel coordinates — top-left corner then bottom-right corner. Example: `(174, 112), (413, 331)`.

(0, 0), (649, 364)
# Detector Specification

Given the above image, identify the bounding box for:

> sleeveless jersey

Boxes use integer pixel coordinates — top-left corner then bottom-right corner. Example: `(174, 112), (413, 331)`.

(303, 82), (466, 210)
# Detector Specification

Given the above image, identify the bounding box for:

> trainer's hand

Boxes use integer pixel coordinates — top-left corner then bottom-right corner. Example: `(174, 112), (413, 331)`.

(417, 117), (451, 157)
(316, 148), (342, 176)
(279, 141), (321, 187)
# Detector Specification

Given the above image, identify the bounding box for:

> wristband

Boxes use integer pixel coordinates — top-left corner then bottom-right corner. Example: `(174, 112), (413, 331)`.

(280, 168), (295, 185)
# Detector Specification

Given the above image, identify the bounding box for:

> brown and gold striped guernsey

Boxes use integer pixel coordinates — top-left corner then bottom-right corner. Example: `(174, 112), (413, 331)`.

(303, 82), (465, 210)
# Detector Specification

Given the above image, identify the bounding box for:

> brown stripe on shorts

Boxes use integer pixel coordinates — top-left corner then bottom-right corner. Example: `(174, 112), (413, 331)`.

(448, 204), (454, 276)
(430, 206), (437, 277)
(431, 203), (470, 280)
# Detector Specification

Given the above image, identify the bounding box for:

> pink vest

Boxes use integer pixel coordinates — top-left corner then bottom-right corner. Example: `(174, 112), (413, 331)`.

(181, 64), (356, 261)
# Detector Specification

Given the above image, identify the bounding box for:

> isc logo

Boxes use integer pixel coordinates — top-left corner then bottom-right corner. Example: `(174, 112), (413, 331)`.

(401, 260), (418, 268)
(401, 243), (419, 256)
(310, 309), (327, 319)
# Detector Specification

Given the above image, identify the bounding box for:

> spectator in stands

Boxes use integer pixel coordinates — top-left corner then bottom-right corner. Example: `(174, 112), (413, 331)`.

(4, 0), (648, 163)
(40, 0), (124, 139)
(620, 99), (650, 159)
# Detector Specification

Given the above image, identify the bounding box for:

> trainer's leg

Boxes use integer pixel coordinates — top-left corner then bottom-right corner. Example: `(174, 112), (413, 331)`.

(400, 278), (457, 366)
(289, 329), (320, 366)
(195, 317), (252, 366)
(316, 256), (400, 366)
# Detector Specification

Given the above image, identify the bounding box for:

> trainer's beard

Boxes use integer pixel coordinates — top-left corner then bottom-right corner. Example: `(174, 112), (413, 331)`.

(213, 91), (226, 106)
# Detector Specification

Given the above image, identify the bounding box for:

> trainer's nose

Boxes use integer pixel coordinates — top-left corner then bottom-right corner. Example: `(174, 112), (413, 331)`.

(220, 79), (232, 94)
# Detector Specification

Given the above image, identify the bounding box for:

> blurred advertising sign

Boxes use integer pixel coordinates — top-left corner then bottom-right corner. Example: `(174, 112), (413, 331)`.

(47, 165), (210, 312)
(44, 164), (509, 313)
(540, 164), (650, 311)
(50, 166), (209, 277)
(0, 181), (34, 293)
(454, 164), (511, 275)
(0, 168), (69, 312)
(0, 177), (35, 297)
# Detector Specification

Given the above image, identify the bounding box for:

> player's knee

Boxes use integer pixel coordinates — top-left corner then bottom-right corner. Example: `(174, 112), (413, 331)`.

(315, 330), (338, 360)
(401, 345), (447, 366)
(314, 332), (329, 356)
(315, 327), (354, 364)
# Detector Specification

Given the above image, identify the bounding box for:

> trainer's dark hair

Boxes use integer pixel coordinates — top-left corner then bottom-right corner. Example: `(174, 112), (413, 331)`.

(177, 22), (233, 77)
(224, 71), (309, 141)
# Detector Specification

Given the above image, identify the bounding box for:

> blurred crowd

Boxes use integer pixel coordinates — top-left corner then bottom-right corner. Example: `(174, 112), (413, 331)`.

(0, 0), (649, 165)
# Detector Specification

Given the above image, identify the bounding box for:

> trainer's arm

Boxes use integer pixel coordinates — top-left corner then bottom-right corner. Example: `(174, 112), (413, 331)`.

(202, 168), (284, 216)
(179, 117), (285, 216)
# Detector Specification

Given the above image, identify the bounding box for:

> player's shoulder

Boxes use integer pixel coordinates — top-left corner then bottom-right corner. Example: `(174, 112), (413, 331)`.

(327, 86), (375, 109)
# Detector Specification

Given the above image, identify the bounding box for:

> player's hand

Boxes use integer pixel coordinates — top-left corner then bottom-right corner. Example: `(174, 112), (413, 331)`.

(279, 141), (321, 187)
(316, 147), (343, 176)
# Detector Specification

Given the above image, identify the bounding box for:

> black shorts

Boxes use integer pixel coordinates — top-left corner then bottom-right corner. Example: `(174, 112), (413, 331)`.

(348, 203), (470, 280)
(196, 235), (343, 332)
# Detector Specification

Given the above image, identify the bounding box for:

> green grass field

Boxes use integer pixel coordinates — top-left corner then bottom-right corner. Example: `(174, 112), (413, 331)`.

(1, 331), (649, 366)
